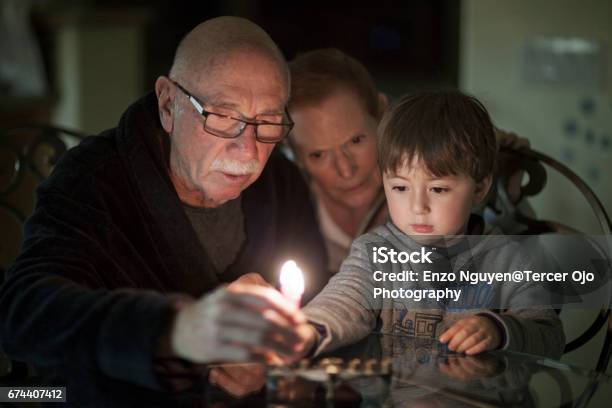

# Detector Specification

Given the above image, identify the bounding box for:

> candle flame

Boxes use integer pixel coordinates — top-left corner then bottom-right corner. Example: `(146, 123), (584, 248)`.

(280, 260), (304, 299)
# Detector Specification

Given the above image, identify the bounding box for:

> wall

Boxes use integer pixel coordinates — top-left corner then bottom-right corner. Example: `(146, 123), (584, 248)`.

(460, 0), (612, 390)
(50, 9), (149, 135)
(461, 0), (612, 234)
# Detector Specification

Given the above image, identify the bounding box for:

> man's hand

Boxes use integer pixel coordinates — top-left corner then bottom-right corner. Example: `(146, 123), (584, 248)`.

(202, 275), (313, 398)
(439, 316), (502, 355)
(170, 284), (306, 363)
(207, 322), (317, 397)
(229, 272), (272, 288)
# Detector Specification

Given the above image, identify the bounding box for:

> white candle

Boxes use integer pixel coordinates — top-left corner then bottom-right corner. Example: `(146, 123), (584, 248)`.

(280, 260), (304, 308)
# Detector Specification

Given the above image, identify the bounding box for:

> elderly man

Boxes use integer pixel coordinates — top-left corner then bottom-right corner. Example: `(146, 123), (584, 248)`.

(0, 17), (325, 393)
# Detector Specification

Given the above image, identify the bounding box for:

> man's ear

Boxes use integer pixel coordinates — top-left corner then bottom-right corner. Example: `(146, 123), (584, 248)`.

(155, 76), (175, 134)
(474, 175), (493, 204)
(377, 92), (389, 118)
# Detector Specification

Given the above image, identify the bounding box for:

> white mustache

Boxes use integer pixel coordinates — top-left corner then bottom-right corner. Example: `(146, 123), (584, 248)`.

(210, 159), (261, 175)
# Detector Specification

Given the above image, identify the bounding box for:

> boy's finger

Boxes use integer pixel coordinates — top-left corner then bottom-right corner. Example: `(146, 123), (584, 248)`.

(439, 323), (463, 343)
(465, 339), (490, 355)
(455, 332), (484, 353)
(447, 328), (474, 351)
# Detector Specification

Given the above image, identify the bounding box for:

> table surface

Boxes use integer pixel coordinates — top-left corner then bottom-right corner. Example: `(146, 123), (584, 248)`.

(3, 332), (610, 407)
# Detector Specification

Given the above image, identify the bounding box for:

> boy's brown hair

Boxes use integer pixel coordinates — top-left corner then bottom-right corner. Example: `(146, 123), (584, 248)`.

(377, 90), (497, 182)
(288, 48), (382, 119)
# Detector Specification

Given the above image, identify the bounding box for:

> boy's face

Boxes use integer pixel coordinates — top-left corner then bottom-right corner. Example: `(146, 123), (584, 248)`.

(383, 158), (491, 241)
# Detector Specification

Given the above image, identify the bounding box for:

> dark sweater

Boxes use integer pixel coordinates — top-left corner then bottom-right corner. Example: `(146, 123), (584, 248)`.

(0, 92), (328, 390)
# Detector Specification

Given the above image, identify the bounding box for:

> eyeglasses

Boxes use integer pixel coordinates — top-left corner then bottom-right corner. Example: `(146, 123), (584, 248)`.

(173, 81), (293, 144)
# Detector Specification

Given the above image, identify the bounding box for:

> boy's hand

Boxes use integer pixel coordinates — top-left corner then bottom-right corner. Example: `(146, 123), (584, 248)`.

(439, 316), (502, 355)
(282, 322), (319, 364)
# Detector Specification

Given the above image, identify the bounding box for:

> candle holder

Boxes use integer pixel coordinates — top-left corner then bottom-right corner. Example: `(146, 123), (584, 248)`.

(267, 357), (392, 405)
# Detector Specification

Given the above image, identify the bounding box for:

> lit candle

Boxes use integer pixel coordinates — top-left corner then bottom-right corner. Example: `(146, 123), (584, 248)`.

(280, 260), (304, 308)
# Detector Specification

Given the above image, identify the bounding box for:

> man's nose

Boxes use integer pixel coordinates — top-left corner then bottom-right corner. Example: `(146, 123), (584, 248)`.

(233, 124), (258, 159)
(334, 149), (356, 179)
(411, 190), (430, 215)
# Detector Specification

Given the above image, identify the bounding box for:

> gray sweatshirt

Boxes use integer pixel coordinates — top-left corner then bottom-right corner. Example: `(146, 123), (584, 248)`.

(304, 221), (565, 359)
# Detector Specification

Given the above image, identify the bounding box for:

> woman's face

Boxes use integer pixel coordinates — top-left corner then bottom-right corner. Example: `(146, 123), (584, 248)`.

(290, 88), (381, 211)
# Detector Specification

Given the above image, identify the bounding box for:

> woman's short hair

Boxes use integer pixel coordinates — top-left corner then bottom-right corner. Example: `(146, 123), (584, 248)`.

(288, 48), (380, 119)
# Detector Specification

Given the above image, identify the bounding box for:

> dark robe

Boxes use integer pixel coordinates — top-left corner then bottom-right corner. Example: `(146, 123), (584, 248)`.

(0, 92), (328, 390)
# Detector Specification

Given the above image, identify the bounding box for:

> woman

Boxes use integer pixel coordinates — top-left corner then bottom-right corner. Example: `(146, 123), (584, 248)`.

(287, 49), (388, 272)
(287, 48), (528, 273)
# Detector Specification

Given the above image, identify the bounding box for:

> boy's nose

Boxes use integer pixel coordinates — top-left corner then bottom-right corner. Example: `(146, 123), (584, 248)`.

(411, 192), (430, 215)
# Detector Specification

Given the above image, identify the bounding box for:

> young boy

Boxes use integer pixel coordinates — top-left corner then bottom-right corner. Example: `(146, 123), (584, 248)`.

(299, 90), (564, 358)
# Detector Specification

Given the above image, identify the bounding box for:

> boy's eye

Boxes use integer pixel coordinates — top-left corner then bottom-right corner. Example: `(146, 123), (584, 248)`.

(392, 186), (406, 192)
(351, 135), (364, 144)
(431, 187), (449, 194)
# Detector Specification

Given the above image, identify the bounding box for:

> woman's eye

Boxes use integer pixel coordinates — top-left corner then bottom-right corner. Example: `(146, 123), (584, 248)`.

(431, 187), (449, 194)
(351, 135), (364, 144)
(392, 186), (406, 192)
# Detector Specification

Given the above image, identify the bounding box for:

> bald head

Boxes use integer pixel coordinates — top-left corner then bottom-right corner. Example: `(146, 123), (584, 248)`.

(169, 16), (289, 90)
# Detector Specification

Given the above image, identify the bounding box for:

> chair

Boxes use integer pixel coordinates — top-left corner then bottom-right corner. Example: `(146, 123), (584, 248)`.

(0, 124), (85, 383)
(489, 148), (612, 408)
(485, 147), (611, 373)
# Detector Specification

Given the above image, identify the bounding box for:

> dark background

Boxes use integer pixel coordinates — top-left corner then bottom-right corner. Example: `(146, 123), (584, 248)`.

(34, 0), (460, 97)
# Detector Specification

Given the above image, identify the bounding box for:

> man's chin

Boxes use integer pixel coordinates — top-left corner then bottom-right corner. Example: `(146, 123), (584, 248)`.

(209, 183), (251, 205)
(204, 176), (256, 204)
(210, 191), (241, 206)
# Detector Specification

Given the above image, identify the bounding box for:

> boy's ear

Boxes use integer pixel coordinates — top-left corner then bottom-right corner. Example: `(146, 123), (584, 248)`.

(473, 175), (493, 204)
(377, 92), (389, 118)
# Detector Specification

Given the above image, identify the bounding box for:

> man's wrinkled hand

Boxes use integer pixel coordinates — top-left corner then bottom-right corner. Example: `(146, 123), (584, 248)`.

(228, 272), (272, 288)
(170, 284), (306, 363)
